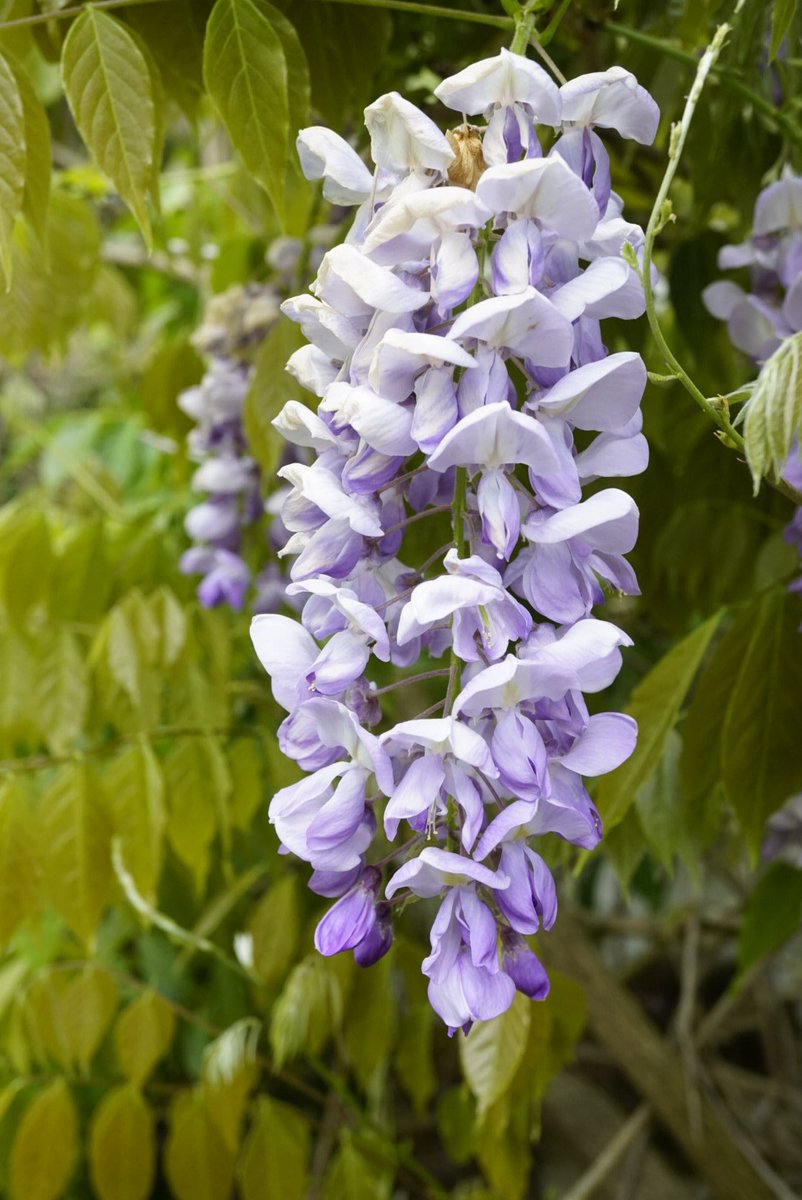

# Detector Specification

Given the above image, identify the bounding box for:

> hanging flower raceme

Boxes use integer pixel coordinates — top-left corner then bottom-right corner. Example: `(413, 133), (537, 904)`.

(703, 174), (802, 594)
(251, 52), (658, 1033)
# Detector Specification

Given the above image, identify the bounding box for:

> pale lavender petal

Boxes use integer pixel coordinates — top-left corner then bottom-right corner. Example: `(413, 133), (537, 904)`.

(556, 712), (637, 775)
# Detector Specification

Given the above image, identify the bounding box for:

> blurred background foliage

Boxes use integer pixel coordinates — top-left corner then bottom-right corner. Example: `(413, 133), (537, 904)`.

(0, 0), (800, 1197)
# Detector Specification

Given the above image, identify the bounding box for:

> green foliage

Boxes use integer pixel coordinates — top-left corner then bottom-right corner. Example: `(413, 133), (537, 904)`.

(0, 2), (798, 1197)
(744, 331), (802, 492)
(61, 9), (157, 246)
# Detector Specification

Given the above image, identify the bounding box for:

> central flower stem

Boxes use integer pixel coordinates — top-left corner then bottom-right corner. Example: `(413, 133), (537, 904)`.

(509, 4), (537, 54)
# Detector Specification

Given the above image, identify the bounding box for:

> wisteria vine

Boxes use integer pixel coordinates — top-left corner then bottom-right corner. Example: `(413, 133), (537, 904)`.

(250, 49), (659, 1032)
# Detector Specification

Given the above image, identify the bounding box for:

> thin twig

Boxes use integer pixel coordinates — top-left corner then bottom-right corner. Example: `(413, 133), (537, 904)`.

(0, 0), (166, 31)
(562, 1105), (651, 1200)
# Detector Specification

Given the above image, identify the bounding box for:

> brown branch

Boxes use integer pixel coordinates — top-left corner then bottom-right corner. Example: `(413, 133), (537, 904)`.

(539, 911), (779, 1200)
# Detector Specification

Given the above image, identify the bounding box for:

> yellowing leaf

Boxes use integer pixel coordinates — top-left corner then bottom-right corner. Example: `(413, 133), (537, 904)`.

(342, 954), (395, 1091)
(114, 988), (175, 1087)
(165, 1090), (236, 1200)
(228, 738), (264, 831)
(44, 759), (114, 946)
(0, 506), (54, 624)
(60, 965), (118, 1073)
(61, 8), (156, 245)
(89, 1085), (155, 1200)
(459, 992), (531, 1119)
(202, 1018), (260, 1151)
(238, 1096), (310, 1200)
(24, 972), (72, 1069)
(203, 0), (290, 219)
(0, 777), (40, 948)
(0, 49), (24, 284)
(10, 1079), (77, 1200)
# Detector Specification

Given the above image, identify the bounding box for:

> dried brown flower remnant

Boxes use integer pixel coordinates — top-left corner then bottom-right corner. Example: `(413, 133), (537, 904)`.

(446, 125), (486, 190)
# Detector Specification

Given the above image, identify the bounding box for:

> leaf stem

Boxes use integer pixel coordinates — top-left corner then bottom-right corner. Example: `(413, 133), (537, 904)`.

(0, 0), (164, 32)
(510, 2), (537, 53)
(539, 0), (572, 46)
(310, 0), (513, 29)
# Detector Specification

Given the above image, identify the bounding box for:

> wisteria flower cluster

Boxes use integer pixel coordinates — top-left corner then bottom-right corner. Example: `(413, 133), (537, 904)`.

(703, 174), (802, 594)
(179, 284), (282, 610)
(251, 52), (659, 1032)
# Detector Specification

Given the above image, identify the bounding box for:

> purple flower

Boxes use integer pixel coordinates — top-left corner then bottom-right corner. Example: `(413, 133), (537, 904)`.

(247, 49), (656, 1029)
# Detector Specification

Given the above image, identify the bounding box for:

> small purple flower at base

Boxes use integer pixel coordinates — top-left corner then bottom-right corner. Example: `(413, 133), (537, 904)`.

(353, 901), (393, 966)
(314, 867), (382, 955)
(501, 928), (550, 1000)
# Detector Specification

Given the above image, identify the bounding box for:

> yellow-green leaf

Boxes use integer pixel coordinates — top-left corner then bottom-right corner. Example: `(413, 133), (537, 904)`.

(744, 330), (802, 492)
(202, 1019), (260, 1151)
(164, 737), (220, 893)
(34, 626), (89, 754)
(0, 777), (39, 948)
(114, 988), (175, 1087)
(203, 0), (290, 219)
(228, 737), (264, 831)
(7, 56), (49, 246)
(248, 874), (300, 988)
(9, 1079), (77, 1200)
(61, 8), (156, 245)
(89, 1085), (155, 1200)
(44, 759), (114, 946)
(0, 49), (24, 284)
(105, 743), (166, 903)
(59, 964), (118, 1072)
(165, 1090), (236, 1200)
(459, 992), (531, 1119)
(238, 1096), (310, 1200)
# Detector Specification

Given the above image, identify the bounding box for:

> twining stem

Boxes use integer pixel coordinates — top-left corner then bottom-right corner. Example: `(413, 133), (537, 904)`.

(0, 0), (163, 31)
(540, 0), (572, 46)
(638, 23), (802, 508)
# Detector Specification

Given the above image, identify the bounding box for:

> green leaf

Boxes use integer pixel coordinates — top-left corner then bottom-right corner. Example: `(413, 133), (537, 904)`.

(597, 612), (722, 830)
(59, 965), (118, 1073)
(61, 8), (156, 245)
(341, 953), (395, 1091)
(0, 191), (100, 361)
(0, 49), (24, 285)
(10, 1079), (77, 1200)
(34, 626), (89, 754)
(738, 863), (802, 971)
(165, 1090), (236, 1200)
(23, 973), (71, 1069)
(0, 506), (54, 624)
(44, 759), (114, 946)
(247, 874), (300, 988)
(114, 988), (175, 1088)
(721, 588), (802, 854)
(0, 777), (40, 948)
(105, 743), (167, 903)
(123, 0), (204, 118)
(52, 519), (109, 622)
(244, 318), (305, 473)
(320, 1133), (390, 1200)
(743, 331), (802, 492)
(283, 1), (390, 127)
(8, 56), (50, 246)
(139, 333), (201, 437)
(89, 1085), (155, 1200)
(202, 1020), (259, 1152)
(394, 1001), (437, 1115)
(203, 0), (290, 219)
(228, 738), (264, 831)
(770, 0), (797, 59)
(270, 954), (351, 1067)
(436, 1085), (476, 1165)
(238, 1096), (310, 1200)
(459, 992), (531, 1119)
(164, 737), (220, 894)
